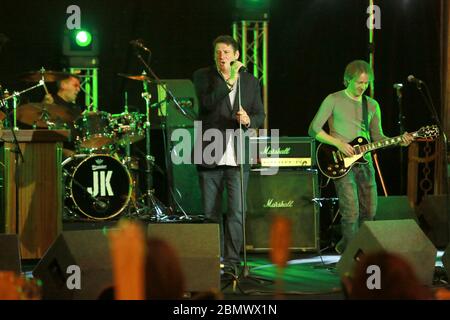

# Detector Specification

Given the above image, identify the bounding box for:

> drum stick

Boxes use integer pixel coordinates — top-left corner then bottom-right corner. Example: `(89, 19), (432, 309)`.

(42, 80), (49, 95)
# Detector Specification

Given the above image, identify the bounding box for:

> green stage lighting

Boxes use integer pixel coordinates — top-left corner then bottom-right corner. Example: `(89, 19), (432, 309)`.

(75, 30), (92, 47)
(234, 0), (270, 20)
(63, 28), (99, 67)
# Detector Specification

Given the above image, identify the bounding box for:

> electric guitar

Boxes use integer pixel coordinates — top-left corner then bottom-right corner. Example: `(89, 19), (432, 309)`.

(316, 125), (439, 179)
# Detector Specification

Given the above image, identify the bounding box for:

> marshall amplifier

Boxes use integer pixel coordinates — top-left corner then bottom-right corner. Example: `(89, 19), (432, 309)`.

(250, 136), (315, 168)
(246, 168), (320, 252)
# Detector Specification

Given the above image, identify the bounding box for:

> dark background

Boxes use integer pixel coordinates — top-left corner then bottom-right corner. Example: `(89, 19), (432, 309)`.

(0, 0), (443, 201)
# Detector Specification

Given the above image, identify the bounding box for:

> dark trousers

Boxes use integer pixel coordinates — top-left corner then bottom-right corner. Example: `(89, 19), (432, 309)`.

(198, 166), (249, 265)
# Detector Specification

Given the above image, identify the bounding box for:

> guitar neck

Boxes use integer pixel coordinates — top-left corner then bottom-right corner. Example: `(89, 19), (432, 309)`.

(358, 131), (418, 154)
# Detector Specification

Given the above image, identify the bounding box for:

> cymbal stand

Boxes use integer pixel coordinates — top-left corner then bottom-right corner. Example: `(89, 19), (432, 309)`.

(36, 107), (54, 129)
(1, 88), (18, 130)
(0, 90), (25, 235)
(12, 92), (18, 130)
(132, 48), (196, 222)
(137, 78), (170, 221)
(119, 91), (143, 216)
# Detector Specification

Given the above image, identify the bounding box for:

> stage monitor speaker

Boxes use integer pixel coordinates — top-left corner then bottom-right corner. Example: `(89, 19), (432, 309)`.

(336, 219), (437, 285)
(375, 196), (417, 221)
(168, 126), (203, 214)
(0, 234), (21, 273)
(416, 195), (449, 249)
(443, 245), (450, 277)
(246, 169), (320, 252)
(33, 230), (113, 300)
(147, 223), (220, 293)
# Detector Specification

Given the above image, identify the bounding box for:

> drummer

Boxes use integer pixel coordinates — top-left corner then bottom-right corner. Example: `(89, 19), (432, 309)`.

(42, 74), (82, 118)
(42, 74), (83, 158)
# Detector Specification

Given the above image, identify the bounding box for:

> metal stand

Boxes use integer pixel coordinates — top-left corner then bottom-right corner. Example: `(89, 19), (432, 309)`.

(138, 84), (170, 221)
(395, 84), (406, 194)
(0, 81), (44, 233)
(131, 45), (196, 221)
(221, 75), (272, 293)
(313, 197), (340, 266)
(412, 80), (450, 246)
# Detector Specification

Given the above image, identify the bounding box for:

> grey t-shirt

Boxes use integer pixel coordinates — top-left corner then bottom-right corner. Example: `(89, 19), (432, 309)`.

(308, 90), (386, 143)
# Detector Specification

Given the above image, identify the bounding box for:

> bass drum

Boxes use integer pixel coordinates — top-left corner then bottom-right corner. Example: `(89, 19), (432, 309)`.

(63, 154), (132, 220)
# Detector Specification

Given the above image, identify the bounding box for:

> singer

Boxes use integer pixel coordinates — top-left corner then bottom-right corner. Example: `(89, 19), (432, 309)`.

(308, 60), (413, 254)
(192, 35), (265, 275)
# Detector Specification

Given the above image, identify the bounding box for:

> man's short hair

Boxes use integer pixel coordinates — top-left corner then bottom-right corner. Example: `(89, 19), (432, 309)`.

(56, 74), (80, 90)
(343, 60), (374, 87)
(212, 35), (239, 52)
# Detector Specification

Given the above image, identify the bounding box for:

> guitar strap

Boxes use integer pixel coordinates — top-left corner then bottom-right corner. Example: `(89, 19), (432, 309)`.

(362, 95), (369, 134)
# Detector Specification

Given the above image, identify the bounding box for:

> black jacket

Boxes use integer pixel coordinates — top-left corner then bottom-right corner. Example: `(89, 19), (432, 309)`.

(193, 66), (265, 169)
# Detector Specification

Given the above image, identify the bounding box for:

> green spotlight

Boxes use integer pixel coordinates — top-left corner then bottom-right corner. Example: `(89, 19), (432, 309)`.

(75, 30), (92, 47)
(234, 0), (270, 19)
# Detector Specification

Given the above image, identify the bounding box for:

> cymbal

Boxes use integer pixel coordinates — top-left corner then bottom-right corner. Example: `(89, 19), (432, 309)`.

(118, 73), (152, 82)
(17, 103), (80, 127)
(19, 70), (72, 82)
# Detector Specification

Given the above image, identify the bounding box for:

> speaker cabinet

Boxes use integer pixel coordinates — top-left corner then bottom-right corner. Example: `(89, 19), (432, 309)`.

(0, 234), (21, 273)
(336, 220), (437, 285)
(168, 126), (203, 214)
(246, 169), (320, 252)
(33, 230), (113, 300)
(443, 245), (450, 277)
(416, 195), (449, 248)
(147, 223), (220, 293)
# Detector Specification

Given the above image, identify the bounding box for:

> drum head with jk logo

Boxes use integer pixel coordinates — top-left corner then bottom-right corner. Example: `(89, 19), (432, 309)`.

(63, 154), (132, 220)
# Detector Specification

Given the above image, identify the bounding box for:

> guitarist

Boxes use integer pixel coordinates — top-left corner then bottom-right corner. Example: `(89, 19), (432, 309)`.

(308, 60), (413, 254)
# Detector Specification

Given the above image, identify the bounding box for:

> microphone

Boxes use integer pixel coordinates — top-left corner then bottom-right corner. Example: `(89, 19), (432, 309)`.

(393, 83), (403, 89)
(129, 39), (151, 53)
(231, 61), (247, 72)
(407, 75), (424, 85)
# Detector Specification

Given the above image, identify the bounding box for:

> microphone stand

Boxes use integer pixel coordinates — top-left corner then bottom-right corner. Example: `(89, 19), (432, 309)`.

(132, 49), (196, 221)
(132, 50), (196, 122)
(222, 72), (271, 293)
(1, 81), (46, 233)
(395, 85), (405, 194)
(1, 92), (24, 236)
(413, 81), (449, 241)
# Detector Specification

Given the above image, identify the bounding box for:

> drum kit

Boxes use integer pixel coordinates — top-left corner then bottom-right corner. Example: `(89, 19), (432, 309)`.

(1, 69), (173, 222)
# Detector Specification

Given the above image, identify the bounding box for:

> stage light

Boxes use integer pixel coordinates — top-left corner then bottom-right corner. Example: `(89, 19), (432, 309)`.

(75, 30), (92, 47)
(240, 0), (268, 8)
(63, 28), (99, 67)
(234, 0), (270, 20)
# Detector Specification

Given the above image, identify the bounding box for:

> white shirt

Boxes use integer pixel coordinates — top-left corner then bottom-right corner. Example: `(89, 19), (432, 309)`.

(218, 82), (238, 166)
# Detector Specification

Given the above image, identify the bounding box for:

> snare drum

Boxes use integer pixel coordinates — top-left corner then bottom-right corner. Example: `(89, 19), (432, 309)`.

(112, 112), (145, 145)
(63, 154), (132, 220)
(75, 111), (115, 149)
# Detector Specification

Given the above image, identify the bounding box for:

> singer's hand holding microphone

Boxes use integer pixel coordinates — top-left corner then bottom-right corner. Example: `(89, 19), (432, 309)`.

(227, 60), (246, 86)
(236, 109), (250, 126)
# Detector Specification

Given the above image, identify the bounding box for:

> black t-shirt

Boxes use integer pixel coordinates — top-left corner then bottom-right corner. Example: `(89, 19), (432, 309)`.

(51, 94), (83, 150)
